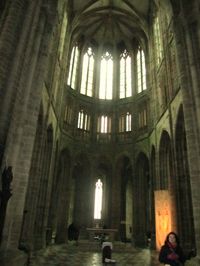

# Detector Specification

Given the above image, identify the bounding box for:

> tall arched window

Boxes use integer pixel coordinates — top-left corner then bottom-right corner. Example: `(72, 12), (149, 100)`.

(94, 179), (103, 219)
(119, 112), (131, 132)
(154, 16), (163, 66)
(137, 46), (146, 93)
(67, 45), (79, 89)
(99, 51), (113, 99)
(97, 115), (111, 133)
(80, 47), (94, 97)
(77, 109), (90, 131)
(120, 50), (132, 98)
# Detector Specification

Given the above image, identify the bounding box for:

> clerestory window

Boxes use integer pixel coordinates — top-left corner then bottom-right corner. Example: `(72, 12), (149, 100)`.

(120, 50), (132, 98)
(97, 115), (111, 133)
(119, 112), (132, 132)
(99, 51), (113, 99)
(80, 47), (94, 97)
(154, 16), (163, 66)
(77, 110), (90, 131)
(137, 46), (146, 93)
(67, 45), (79, 89)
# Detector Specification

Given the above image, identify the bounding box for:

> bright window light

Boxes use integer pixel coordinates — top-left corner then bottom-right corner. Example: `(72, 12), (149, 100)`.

(94, 179), (103, 219)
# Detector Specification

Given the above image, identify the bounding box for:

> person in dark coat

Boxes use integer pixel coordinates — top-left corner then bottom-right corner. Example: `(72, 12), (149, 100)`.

(68, 222), (79, 245)
(159, 232), (191, 266)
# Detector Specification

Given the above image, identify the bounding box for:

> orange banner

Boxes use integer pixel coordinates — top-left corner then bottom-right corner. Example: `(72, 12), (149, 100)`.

(154, 190), (172, 250)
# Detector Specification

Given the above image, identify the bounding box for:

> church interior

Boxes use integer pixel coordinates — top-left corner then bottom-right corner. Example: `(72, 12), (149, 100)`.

(0, 0), (200, 265)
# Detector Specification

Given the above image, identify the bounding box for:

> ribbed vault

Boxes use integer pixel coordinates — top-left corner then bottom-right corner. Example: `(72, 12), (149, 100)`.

(70, 0), (150, 44)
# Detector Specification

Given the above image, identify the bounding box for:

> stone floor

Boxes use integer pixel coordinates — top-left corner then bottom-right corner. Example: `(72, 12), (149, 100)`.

(29, 241), (198, 266)
(30, 242), (162, 266)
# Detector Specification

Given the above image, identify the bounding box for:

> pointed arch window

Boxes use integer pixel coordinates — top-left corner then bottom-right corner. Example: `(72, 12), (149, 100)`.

(99, 51), (113, 99)
(94, 179), (103, 219)
(119, 112), (132, 132)
(120, 50), (132, 98)
(64, 104), (73, 124)
(97, 115), (111, 133)
(139, 107), (147, 129)
(67, 45), (79, 89)
(154, 16), (163, 66)
(77, 110), (90, 131)
(137, 46), (146, 93)
(80, 47), (94, 97)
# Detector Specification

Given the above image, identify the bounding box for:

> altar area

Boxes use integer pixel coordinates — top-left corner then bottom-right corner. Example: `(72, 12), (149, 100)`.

(86, 227), (118, 242)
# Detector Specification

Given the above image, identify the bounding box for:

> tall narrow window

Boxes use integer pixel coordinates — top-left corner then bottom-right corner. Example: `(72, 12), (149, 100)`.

(94, 179), (103, 219)
(126, 112), (131, 131)
(137, 47), (146, 93)
(80, 47), (94, 97)
(99, 52), (113, 99)
(154, 16), (163, 66)
(97, 115), (111, 133)
(77, 110), (90, 131)
(139, 107), (147, 128)
(119, 112), (132, 132)
(120, 50), (132, 98)
(67, 45), (79, 89)
(64, 104), (73, 124)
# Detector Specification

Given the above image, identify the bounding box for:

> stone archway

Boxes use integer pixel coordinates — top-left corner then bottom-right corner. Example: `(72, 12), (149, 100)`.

(159, 130), (173, 189)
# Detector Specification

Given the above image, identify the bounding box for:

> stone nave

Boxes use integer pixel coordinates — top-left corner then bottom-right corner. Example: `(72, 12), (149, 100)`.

(0, 0), (200, 265)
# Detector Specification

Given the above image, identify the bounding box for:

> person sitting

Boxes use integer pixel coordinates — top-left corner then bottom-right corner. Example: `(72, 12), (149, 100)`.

(159, 231), (195, 266)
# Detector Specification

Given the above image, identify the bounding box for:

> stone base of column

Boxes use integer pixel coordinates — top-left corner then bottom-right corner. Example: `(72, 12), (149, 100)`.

(0, 248), (28, 266)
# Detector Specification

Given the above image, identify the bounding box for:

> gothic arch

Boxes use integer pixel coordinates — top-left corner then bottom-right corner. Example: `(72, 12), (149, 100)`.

(159, 130), (173, 189)
(93, 154), (112, 228)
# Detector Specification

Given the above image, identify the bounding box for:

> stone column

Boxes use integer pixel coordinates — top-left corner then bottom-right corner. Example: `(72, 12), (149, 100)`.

(1, 4), (56, 253)
(0, 1), (39, 155)
(173, 13), (200, 261)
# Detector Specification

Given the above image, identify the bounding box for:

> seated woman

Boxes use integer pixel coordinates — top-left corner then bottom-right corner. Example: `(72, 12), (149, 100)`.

(159, 232), (195, 266)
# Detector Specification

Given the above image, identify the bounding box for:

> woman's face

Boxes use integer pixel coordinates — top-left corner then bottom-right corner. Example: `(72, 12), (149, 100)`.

(168, 234), (176, 244)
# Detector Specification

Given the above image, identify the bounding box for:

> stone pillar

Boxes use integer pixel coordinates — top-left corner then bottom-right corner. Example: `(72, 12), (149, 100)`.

(173, 13), (200, 261)
(1, 3), (56, 253)
(111, 162), (121, 238)
(0, 1), (39, 154)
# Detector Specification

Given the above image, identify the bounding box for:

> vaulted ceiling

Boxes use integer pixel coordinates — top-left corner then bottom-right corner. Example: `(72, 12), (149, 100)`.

(69, 0), (151, 45)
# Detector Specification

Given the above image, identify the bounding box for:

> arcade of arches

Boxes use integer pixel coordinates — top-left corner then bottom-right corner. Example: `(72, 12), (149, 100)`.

(0, 0), (200, 265)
